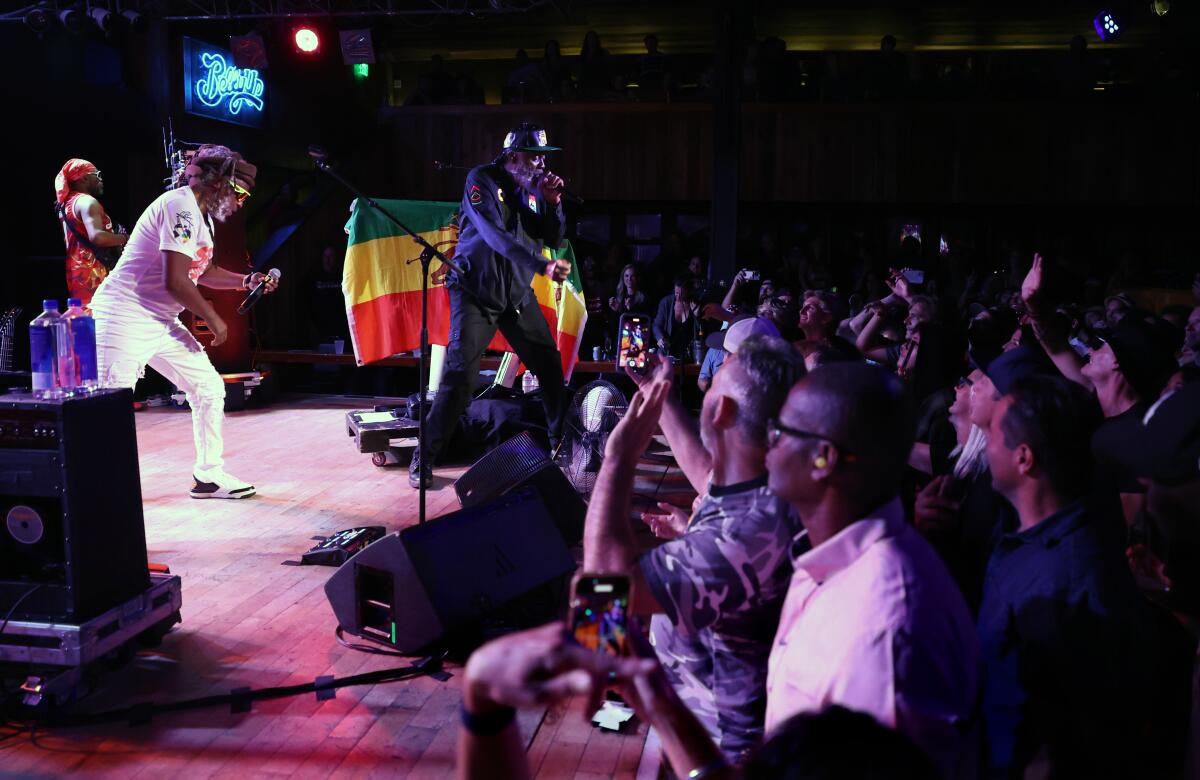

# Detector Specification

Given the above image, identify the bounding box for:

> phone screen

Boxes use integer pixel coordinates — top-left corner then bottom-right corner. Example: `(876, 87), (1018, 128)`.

(617, 315), (647, 371)
(570, 575), (630, 656)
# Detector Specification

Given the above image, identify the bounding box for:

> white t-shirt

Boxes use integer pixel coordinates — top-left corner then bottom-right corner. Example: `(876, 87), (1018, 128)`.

(91, 186), (214, 322)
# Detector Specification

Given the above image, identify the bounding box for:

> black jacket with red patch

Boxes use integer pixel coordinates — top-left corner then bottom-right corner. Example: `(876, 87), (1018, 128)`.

(451, 163), (564, 315)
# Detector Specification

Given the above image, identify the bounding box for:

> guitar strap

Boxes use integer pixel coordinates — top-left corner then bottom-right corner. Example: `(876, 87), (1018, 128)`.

(56, 201), (120, 270)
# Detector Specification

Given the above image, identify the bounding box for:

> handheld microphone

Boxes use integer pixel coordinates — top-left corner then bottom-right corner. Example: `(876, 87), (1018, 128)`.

(237, 268), (281, 315)
(532, 172), (584, 205)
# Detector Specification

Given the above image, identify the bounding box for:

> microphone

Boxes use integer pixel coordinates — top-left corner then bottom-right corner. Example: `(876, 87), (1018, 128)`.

(532, 172), (584, 205)
(237, 268), (281, 315)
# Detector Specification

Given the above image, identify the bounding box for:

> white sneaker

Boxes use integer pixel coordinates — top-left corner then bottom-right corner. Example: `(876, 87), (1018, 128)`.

(190, 470), (256, 499)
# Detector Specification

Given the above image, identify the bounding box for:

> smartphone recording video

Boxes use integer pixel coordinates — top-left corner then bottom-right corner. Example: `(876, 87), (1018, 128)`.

(617, 314), (648, 372)
(570, 575), (630, 656)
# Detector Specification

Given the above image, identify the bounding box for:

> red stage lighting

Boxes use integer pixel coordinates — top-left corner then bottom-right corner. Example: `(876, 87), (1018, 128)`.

(294, 26), (320, 53)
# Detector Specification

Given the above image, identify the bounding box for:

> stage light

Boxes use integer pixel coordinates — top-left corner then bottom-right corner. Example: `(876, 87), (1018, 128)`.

(1093, 11), (1122, 40)
(58, 6), (89, 34)
(294, 26), (320, 54)
(121, 9), (146, 32)
(23, 5), (52, 33)
(231, 31), (269, 70)
(339, 28), (375, 65)
(1152, 0), (1169, 15)
(89, 7), (122, 33)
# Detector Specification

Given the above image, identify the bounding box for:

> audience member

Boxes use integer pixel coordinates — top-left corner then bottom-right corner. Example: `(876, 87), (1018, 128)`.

(504, 49), (549, 103)
(796, 290), (841, 344)
(764, 363), (978, 777)
(577, 30), (612, 100)
(978, 374), (1158, 777)
(305, 245), (349, 344)
(653, 275), (701, 360)
(458, 623), (938, 780)
(541, 39), (573, 102)
(584, 335), (804, 759)
(608, 263), (646, 315)
(637, 34), (671, 95)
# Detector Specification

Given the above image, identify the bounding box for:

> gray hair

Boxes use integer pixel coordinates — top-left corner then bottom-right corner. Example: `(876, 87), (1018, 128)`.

(951, 424), (989, 481)
(724, 334), (806, 444)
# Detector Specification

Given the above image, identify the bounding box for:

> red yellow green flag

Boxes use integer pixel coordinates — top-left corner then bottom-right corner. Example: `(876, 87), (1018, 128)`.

(342, 199), (586, 377)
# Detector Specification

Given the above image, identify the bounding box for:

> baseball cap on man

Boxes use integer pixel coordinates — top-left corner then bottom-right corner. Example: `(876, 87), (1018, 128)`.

(705, 316), (779, 354)
(501, 122), (561, 154)
(983, 343), (1057, 396)
(1104, 317), (1177, 402)
(1093, 383), (1200, 485)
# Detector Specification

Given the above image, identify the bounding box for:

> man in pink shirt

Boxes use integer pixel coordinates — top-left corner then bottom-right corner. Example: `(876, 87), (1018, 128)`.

(763, 362), (979, 777)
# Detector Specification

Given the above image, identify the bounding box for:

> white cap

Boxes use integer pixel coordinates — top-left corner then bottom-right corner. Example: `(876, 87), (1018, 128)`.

(709, 316), (780, 354)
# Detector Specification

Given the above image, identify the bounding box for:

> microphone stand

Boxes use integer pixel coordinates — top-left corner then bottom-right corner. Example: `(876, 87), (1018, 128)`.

(311, 152), (465, 526)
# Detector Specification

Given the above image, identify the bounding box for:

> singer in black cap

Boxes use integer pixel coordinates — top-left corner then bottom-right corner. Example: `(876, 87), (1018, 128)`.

(410, 122), (572, 488)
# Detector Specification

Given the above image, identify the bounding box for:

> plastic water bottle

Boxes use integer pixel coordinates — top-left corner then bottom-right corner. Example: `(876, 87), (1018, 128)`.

(29, 300), (74, 400)
(63, 298), (98, 393)
(522, 370), (536, 394)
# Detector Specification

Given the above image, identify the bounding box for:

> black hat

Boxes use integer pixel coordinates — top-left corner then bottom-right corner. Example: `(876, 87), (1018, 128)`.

(1105, 317), (1177, 402)
(1093, 383), (1200, 485)
(500, 122), (561, 155)
(984, 343), (1057, 396)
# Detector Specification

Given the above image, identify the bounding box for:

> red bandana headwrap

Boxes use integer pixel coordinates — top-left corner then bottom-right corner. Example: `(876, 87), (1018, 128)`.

(54, 159), (99, 205)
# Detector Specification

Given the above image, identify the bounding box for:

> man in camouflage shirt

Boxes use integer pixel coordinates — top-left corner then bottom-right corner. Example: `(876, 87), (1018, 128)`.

(584, 331), (805, 759)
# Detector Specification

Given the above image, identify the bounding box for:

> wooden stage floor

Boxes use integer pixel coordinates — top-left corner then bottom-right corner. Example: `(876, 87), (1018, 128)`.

(2, 395), (680, 779)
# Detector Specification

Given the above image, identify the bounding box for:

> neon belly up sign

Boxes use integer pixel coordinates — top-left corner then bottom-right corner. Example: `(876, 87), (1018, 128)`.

(195, 53), (264, 114)
(183, 37), (266, 128)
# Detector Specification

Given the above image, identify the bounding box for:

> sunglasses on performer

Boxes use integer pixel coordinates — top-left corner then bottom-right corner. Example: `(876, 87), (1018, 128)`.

(229, 177), (251, 205)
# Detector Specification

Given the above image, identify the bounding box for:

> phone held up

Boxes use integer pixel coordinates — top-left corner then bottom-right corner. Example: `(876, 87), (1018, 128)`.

(616, 313), (649, 373)
(570, 574), (631, 656)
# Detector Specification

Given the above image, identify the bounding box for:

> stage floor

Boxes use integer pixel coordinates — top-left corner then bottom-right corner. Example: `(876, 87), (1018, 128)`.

(2, 395), (677, 779)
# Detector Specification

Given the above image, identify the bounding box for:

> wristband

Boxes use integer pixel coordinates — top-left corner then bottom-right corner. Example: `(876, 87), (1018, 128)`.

(460, 703), (515, 736)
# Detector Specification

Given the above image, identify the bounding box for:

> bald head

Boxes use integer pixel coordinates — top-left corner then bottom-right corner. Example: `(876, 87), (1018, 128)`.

(783, 362), (916, 487)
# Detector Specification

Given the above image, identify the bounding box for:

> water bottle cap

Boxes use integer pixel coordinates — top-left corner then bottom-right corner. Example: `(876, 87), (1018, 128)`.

(43, 299), (59, 310)
(67, 298), (82, 307)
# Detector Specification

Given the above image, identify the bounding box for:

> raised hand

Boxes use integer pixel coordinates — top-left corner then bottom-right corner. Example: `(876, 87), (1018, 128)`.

(464, 622), (656, 718)
(625, 352), (674, 389)
(1021, 252), (1045, 307)
(885, 268), (913, 302)
(605, 379), (669, 460)
(537, 171), (565, 205)
(913, 475), (962, 536)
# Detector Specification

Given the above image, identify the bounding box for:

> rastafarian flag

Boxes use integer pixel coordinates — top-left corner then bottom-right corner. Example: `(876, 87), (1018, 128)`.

(342, 199), (587, 380)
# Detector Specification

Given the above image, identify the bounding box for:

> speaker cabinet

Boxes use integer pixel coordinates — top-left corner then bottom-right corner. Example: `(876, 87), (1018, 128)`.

(0, 389), (149, 622)
(326, 488), (576, 654)
(453, 431), (586, 545)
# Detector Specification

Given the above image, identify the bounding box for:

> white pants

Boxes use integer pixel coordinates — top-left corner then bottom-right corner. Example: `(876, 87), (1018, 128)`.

(95, 307), (226, 479)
